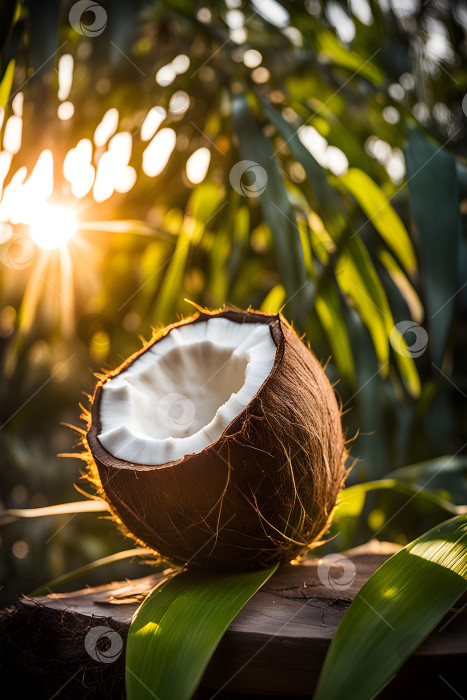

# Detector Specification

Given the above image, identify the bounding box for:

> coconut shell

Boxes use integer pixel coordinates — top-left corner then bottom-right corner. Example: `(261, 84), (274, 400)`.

(86, 309), (346, 570)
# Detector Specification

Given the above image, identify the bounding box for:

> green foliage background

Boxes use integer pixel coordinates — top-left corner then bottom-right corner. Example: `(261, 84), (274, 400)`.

(0, 0), (466, 602)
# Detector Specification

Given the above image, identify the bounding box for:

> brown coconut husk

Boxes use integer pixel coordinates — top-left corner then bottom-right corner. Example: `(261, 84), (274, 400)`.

(84, 308), (347, 570)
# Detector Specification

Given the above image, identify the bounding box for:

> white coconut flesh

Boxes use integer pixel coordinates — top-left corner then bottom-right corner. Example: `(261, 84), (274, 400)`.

(98, 318), (277, 465)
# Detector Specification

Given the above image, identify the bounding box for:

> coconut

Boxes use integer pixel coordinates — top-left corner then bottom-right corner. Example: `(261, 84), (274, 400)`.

(85, 308), (347, 570)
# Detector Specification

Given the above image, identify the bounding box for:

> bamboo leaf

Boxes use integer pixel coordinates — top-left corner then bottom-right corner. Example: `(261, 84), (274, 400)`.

(0, 0), (17, 58)
(0, 1), (24, 85)
(315, 281), (355, 383)
(154, 188), (226, 324)
(0, 58), (14, 109)
(261, 283), (286, 313)
(316, 27), (385, 85)
(107, 0), (137, 69)
(30, 548), (155, 596)
(79, 220), (173, 239)
(126, 564), (278, 700)
(376, 250), (422, 396)
(0, 499), (108, 525)
(189, 181), (224, 230)
(208, 218), (232, 305)
(262, 101), (345, 237)
(340, 168), (417, 275)
(314, 515), (467, 700)
(333, 478), (462, 550)
(26, 0), (60, 75)
(392, 334), (421, 397)
(336, 479), (460, 520)
(232, 92), (308, 324)
(345, 308), (387, 476)
(336, 236), (391, 369)
(404, 128), (461, 365)
(388, 456), (467, 506)
(378, 249), (423, 324)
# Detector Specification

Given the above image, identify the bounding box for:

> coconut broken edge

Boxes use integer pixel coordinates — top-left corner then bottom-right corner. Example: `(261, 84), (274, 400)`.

(87, 308), (284, 472)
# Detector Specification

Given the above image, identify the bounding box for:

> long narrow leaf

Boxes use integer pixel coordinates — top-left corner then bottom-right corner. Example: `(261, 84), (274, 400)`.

(337, 236), (391, 368)
(79, 220), (173, 239)
(232, 92), (308, 323)
(339, 168), (417, 275)
(0, 6), (22, 83)
(30, 548), (155, 596)
(314, 515), (467, 700)
(263, 101), (344, 237)
(0, 499), (108, 525)
(341, 237), (419, 398)
(336, 479), (461, 520)
(334, 478), (462, 550)
(378, 249), (423, 321)
(155, 186), (225, 324)
(152, 227), (192, 325)
(0, 0), (17, 58)
(388, 456), (467, 506)
(126, 563), (278, 700)
(0, 58), (14, 109)
(404, 128), (461, 365)
(27, 0), (60, 75)
(316, 27), (385, 85)
(261, 283), (286, 313)
(345, 308), (388, 476)
(315, 281), (355, 383)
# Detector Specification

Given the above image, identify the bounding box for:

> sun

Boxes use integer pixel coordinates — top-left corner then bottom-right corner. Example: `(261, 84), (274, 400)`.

(29, 203), (78, 250)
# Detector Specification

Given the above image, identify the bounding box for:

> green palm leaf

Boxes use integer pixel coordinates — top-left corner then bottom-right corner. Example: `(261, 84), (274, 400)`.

(262, 101), (345, 237)
(232, 92), (308, 324)
(313, 515), (467, 700)
(339, 168), (417, 275)
(404, 128), (461, 365)
(126, 564), (278, 700)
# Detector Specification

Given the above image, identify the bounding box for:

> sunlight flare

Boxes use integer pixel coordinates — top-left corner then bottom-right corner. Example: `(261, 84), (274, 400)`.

(29, 204), (78, 250)
(186, 147), (211, 184)
(142, 127), (176, 177)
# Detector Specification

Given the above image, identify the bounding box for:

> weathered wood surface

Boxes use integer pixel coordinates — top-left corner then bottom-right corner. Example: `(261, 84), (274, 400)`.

(0, 541), (465, 699)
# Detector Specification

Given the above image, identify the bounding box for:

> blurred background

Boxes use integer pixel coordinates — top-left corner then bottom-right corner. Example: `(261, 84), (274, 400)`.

(0, 0), (466, 604)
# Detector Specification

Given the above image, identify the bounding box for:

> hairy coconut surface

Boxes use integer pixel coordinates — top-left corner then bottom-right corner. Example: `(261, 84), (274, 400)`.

(85, 308), (347, 569)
